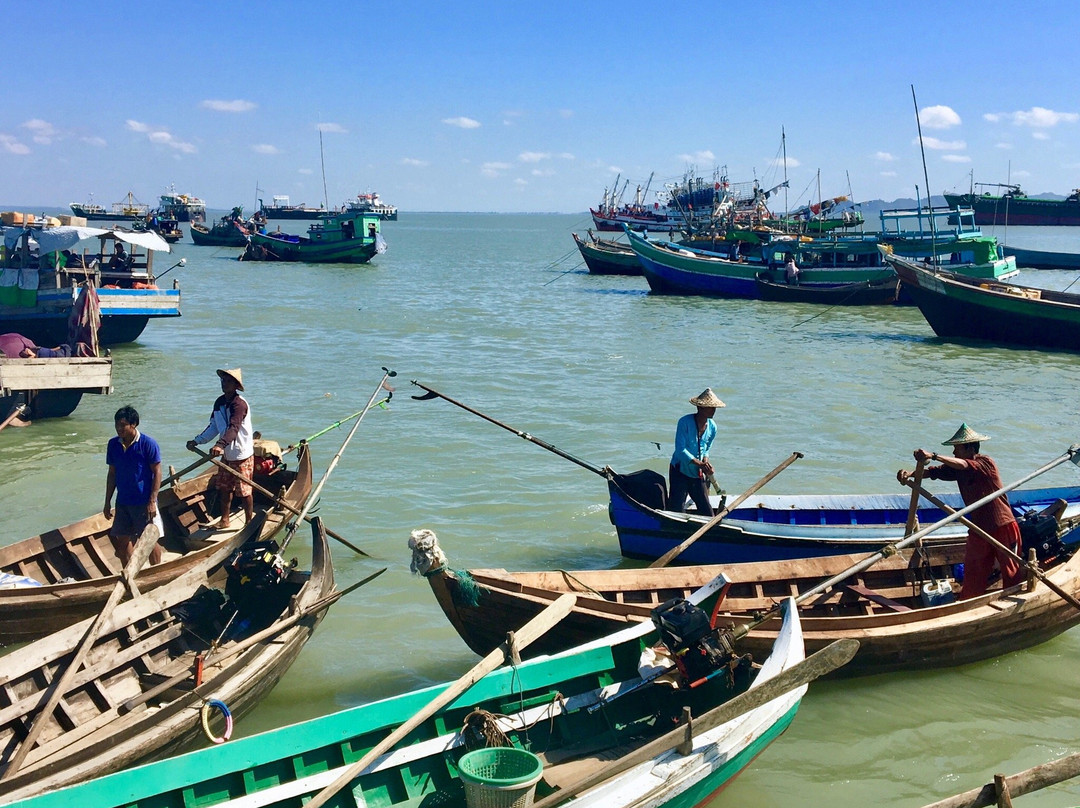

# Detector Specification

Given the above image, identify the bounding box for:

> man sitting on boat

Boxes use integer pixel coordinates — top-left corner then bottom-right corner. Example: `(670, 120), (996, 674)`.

(108, 240), (130, 271)
(669, 388), (723, 516)
(897, 423), (1022, 599)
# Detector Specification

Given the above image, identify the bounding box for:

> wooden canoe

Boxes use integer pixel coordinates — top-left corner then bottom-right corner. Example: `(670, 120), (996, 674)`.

(422, 532), (1080, 677)
(753, 274), (899, 305)
(6, 584), (822, 808)
(571, 231), (642, 276)
(606, 466), (1080, 563)
(0, 516), (335, 803)
(0, 444), (313, 644)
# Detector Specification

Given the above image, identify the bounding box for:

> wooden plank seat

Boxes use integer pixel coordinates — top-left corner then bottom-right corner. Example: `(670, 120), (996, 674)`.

(845, 584), (912, 612)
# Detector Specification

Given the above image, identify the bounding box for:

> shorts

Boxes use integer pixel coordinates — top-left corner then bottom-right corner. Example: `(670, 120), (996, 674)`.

(214, 455), (254, 497)
(110, 504), (164, 538)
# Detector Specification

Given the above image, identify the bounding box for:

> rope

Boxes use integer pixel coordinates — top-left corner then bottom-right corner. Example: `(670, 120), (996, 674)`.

(200, 699), (233, 744)
(408, 529), (485, 607)
(556, 570), (604, 599)
(461, 709), (512, 750)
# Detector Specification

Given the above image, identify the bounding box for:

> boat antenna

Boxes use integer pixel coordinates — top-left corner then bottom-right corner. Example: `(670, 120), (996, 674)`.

(782, 127), (789, 215)
(911, 84), (938, 262)
(319, 126), (329, 211)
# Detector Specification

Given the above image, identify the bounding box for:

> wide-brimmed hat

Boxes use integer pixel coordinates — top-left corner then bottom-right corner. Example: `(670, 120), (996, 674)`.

(216, 368), (244, 391)
(689, 388), (725, 408)
(942, 422), (989, 445)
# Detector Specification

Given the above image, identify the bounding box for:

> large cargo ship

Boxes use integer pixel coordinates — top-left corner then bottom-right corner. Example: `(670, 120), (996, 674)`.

(158, 185), (206, 222)
(944, 183), (1080, 226)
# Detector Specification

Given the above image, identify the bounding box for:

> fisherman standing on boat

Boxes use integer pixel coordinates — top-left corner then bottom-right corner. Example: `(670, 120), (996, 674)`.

(104, 405), (163, 565)
(897, 423), (1022, 599)
(668, 389), (723, 516)
(187, 368), (254, 530)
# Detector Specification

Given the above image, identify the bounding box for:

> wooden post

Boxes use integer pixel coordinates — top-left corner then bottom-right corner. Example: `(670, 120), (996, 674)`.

(993, 774), (1013, 808)
(677, 706), (693, 755)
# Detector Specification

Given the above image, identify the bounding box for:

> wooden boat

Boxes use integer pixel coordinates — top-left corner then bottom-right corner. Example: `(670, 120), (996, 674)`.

(945, 182), (1080, 227)
(606, 465), (1080, 563)
(1, 227), (181, 345)
(7, 581), (818, 808)
(571, 231), (642, 275)
(190, 208), (252, 247)
(887, 251), (1080, 351)
(1004, 244), (1080, 270)
(241, 210), (384, 264)
(754, 273), (898, 305)
(0, 443), (312, 644)
(0, 516), (336, 804)
(0, 355), (112, 419)
(422, 527), (1080, 677)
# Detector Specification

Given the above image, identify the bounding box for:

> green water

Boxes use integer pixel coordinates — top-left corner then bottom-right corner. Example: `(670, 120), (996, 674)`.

(4, 214), (1080, 806)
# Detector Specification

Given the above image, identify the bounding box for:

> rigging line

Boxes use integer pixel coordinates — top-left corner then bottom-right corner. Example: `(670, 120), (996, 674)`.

(544, 247), (579, 269)
(790, 287), (874, 328)
(542, 259), (586, 286)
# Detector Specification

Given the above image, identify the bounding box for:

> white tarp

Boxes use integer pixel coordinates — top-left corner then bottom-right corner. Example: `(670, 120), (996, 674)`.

(1, 225), (171, 254)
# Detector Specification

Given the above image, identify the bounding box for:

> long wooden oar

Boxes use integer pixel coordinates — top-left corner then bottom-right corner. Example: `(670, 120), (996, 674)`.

(649, 451), (804, 568)
(0, 403), (28, 433)
(188, 446), (370, 557)
(281, 367), (396, 551)
(531, 637), (860, 808)
(904, 456), (927, 536)
(904, 479), (1080, 612)
(920, 749), (1080, 808)
(303, 592), (578, 808)
(410, 380), (608, 477)
(161, 455), (212, 487)
(0, 522), (161, 779)
(731, 445), (1080, 640)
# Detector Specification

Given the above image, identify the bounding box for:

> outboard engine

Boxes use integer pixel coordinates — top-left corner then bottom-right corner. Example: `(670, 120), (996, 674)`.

(651, 598), (738, 686)
(1018, 509), (1068, 562)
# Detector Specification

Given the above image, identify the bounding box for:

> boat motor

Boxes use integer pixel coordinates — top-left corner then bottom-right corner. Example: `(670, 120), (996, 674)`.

(651, 598), (740, 687)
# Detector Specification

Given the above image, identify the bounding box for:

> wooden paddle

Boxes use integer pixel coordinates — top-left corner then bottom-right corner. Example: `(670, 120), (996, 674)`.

(649, 451), (804, 568)
(187, 446), (370, 557)
(303, 592), (578, 808)
(531, 637), (860, 808)
(903, 479), (1080, 612)
(0, 521), (161, 779)
(904, 456), (927, 537)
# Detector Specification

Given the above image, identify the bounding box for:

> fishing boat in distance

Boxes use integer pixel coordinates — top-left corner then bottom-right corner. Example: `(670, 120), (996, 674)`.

(240, 210), (385, 263)
(944, 182), (1080, 226)
(258, 195), (327, 220)
(158, 184), (206, 222)
(338, 191), (397, 220)
(69, 192), (149, 222)
(190, 207), (254, 247)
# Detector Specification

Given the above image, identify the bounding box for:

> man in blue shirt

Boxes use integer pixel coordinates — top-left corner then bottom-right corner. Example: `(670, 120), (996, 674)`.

(668, 388), (723, 515)
(104, 405), (163, 565)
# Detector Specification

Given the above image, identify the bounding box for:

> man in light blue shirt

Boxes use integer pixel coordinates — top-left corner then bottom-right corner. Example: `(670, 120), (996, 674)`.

(668, 388), (723, 515)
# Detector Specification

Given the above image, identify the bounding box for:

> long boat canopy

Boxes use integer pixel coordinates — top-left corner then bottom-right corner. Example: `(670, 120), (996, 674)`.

(1, 225), (171, 254)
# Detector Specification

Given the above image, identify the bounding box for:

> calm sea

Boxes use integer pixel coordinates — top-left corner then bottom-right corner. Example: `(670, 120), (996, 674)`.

(4, 213), (1080, 806)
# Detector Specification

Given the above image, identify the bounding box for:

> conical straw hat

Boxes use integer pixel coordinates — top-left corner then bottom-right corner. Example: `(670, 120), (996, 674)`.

(689, 388), (725, 408)
(216, 368), (244, 391)
(942, 422), (989, 445)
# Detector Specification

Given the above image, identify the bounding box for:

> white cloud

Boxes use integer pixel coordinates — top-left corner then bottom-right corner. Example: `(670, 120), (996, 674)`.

(519, 151), (550, 163)
(558, 109), (573, 119)
(985, 107), (1079, 127)
(880, 170), (898, 177)
(1032, 131), (1051, 140)
(916, 136), (966, 151)
(941, 154), (971, 163)
(678, 150), (715, 164)
(401, 157), (428, 167)
(608, 165), (621, 174)
(514, 178), (528, 186)
(317, 122), (347, 133)
(22, 119), (57, 144)
(995, 142), (1012, 149)
(919, 105), (961, 129)
(1012, 170), (1031, 177)
(559, 152), (575, 160)
(443, 116), (481, 129)
(481, 161), (512, 177)
(770, 156), (800, 168)
(298, 168), (314, 174)
(252, 144), (279, 154)
(127, 120), (196, 153)
(81, 136), (107, 147)
(201, 99), (257, 113)
(873, 151), (896, 162)
(531, 168), (554, 177)
(0, 134), (30, 154)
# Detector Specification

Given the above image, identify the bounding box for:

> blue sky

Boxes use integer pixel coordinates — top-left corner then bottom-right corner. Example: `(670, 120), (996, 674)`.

(4, 1), (1080, 214)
